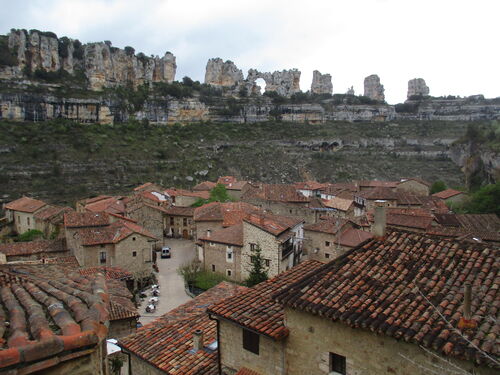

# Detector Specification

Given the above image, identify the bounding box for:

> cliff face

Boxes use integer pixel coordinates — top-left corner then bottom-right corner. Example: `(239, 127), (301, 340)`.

(0, 29), (176, 89)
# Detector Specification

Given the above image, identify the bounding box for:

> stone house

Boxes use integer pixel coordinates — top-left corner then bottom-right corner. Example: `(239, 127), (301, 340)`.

(4, 196), (47, 234)
(193, 180), (217, 192)
(0, 263), (111, 374)
(127, 202), (167, 239)
(273, 228), (499, 375)
(354, 187), (430, 216)
(33, 204), (73, 238)
(163, 206), (195, 239)
(0, 239), (68, 262)
(303, 218), (372, 262)
(432, 188), (468, 206)
(240, 212), (304, 280)
(208, 260), (323, 375)
(77, 195), (127, 216)
(322, 196), (355, 218)
(194, 201), (261, 240)
(133, 182), (165, 193)
(217, 176), (250, 200)
(119, 281), (246, 375)
(64, 212), (157, 279)
(396, 178), (430, 196)
(366, 207), (436, 233)
(294, 181), (328, 198)
(198, 223), (244, 281)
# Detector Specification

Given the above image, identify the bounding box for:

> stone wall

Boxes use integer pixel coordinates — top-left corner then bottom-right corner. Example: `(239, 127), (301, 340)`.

(202, 241), (242, 281)
(11, 210), (37, 234)
(395, 179), (430, 196)
(108, 318), (136, 339)
(303, 227), (353, 262)
(284, 307), (497, 375)
(219, 319), (286, 375)
(195, 221), (225, 241)
(129, 353), (165, 375)
(165, 214), (194, 239)
(127, 204), (164, 239)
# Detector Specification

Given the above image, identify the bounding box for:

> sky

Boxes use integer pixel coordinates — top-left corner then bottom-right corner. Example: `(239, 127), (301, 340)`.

(0, 0), (498, 104)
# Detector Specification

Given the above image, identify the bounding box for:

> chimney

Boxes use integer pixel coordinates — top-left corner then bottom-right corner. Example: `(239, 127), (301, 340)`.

(192, 329), (204, 352)
(463, 283), (471, 320)
(373, 200), (387, 238)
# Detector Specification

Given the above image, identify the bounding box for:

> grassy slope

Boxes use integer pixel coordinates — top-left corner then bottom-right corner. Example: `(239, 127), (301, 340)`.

(0, 119), (478, 205)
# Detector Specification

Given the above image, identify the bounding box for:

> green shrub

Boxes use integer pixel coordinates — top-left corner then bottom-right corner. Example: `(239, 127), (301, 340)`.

(124, 46), (135, 56)
(72, 40), (84, 59)
(194, 271), (229, 290)
(17, 229), (44, 242)
(58, 37), (71, 58)
(430, 180), (447, 194)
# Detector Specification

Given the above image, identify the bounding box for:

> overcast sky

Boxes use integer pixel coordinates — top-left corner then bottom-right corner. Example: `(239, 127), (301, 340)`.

(1, 0), (498, 103)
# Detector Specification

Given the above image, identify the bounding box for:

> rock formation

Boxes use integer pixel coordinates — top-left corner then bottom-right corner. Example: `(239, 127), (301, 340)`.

(346, 86), (355, 96)
(311, 70), (332, 95)
(204, 58), (244, 87)
(407, 78), (430, 98)
(246, 69), (301, 97)
(364, 74), (385, 102)
(1, 29), (176, 90)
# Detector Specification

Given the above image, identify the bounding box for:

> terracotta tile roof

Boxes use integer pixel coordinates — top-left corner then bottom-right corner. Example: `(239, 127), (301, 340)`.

(358, 180), (399, 189)
(76, 221), (157, 246)
(217, 176), (238, 185)
(326, 182), (358, 192)
(33, 205), (73, 221)
(109, 300), (139, 321)
(194, 202), (260, 226)
(165, 188), (210, 200)
(82, 195), (112, 204)
(337, 227), (373, 247)
(304, 218), (352, 235)
(367, 208), (435, 230)
(225, 181), (248, 190)
(455, 214), (500, 232)
(140, 190), (170, 204)
(0, 264), (110, 372)
(430, 214), (500, 242)
(294, 181), (328, 191)
(397, 178), (431, 187)
(420, 196), (450, 213)
(163, 206), (195, 217)
(193, 181), (217, 191)
(4, 196), (47, 213)
(433, 188), (465, 199)
(199, 223), (244, 246)
(244, 212), (303, 236)
(243, 184), (310, 203)
(208, 260), (323, 340)
(119, 282), (246, 374)
(323, 197), (353, 211)
(64, 211), (110, 228)
(0, 239), (66, 257)
(133, 182), (155, 191)
(78, 266), (133, 281)
(356, 187), (397, 200)
(235, 368), (262, 375)
(274, 230), (500, 368)
(85, 196), (126, 215)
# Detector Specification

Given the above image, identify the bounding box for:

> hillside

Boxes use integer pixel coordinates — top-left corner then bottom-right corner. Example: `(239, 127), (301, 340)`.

(0, 119), (480, 205)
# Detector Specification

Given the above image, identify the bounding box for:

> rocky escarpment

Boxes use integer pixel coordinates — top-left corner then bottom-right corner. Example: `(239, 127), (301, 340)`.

(311, 70), (332, 95)
(408, 78), (430, 99)
(0, 29), (176, 90)
(364, 74), (385, 102)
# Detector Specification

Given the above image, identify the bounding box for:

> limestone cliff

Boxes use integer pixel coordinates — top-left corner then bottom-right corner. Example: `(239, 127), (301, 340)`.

(204, 58), (244, 88)
(311, 70), (333, 95)
(0, 29), (176, 90)
(407, 78), (430, 98)
(364, 74), (385, 102)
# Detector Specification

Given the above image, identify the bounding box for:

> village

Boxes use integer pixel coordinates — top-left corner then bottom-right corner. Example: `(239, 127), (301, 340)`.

(0, 175), (498, 375)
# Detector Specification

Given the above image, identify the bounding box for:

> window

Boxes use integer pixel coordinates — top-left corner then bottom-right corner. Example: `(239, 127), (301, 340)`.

(183, 218), (187, 226)
(17, 215), (20, 223)
(226, 269), (232, 277)
(132, 251), (137, 257)
(329, 352), (346, 375)
(325, 253), (330, 259)
(210, 242), (215, 247)
(242, 329), (259, 355)
(132, 237), (136, 241)
(27, 217), (30, 225)
(170, 217), (174, 225)
(211, 264), (216, 272)
(226, 247), (233, 262)
(99, 251), (107, 265)
(325, 241), (330, 247)
(265, 259), (270, 267)
(250, 243), (256, 251)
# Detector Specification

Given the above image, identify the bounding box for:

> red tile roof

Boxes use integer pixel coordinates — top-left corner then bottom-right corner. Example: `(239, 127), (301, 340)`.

(76, 221), (157, 246)
(33, 205), (73, 221)
(163, 206), (195, 217)
(235, 368), (262, 375)
(109, 300), (139, 321)
(85, 196), (126, 215)
(133, 182), (155, 191)
(433, 188), (465, 199)
(208, 260), (323, 340)
(337, 227), (373, 248)
(0, 239), (66, 257)
(358, 180), (399, 188)
(119, 282), (246, 375)
(199, 223), (244, 246)
(4, 196), (47, 213)
(217, 176), (238, 185)
(244, 212), (303, 236)
(165, 188), (210, 200)
(323, 197), (353, 211)
(0, 264), (110, 372)
(274, 230), (500, 368)
(193, 181), (217, 191)
(367, 208), (435, 230)
(64, 211), (110, 228)
(294, 181), (328, 191)
(78, 266), (133, 281)
(194, 202), (261, 226)
(304, 218), (352, 235)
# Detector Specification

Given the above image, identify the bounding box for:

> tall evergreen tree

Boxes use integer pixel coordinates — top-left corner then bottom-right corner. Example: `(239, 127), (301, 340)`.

(245, 245), (268, 287)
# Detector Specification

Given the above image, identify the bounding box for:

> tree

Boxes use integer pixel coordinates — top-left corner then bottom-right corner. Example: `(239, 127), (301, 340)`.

(465, 182), (500, 215)
(245, 245), (268, 287)
(192, 184), (233, 207)
(178, 259), (202, 289)
(430, 180), (447, 194)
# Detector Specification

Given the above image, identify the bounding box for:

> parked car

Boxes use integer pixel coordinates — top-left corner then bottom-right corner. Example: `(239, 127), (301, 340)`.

(161, 246), (171, 259)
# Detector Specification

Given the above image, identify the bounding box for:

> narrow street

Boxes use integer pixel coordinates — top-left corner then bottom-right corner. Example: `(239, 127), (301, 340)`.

(139, 238), (197, 325)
